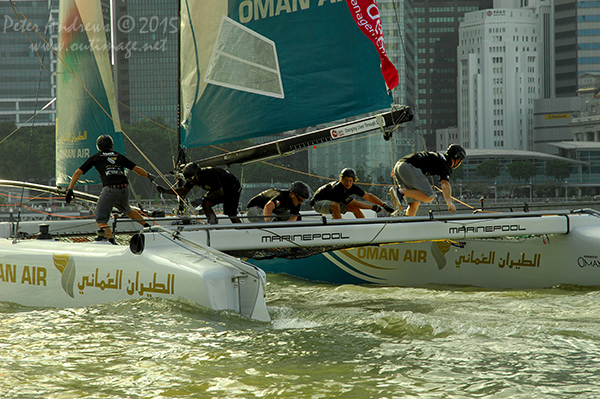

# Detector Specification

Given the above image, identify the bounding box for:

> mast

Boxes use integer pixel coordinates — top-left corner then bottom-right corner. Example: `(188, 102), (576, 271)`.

(175, 0), (186, 168)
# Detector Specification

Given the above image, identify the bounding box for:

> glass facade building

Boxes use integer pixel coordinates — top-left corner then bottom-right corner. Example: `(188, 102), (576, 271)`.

(414, 0), (493, 150)
(0, 0), (57, 126)
(555, 0), (600, 96)
(113, 0), (178, 129)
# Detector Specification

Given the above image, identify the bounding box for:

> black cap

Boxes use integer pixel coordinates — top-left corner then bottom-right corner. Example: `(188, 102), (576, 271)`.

(340, 168), (358, 180)
(182, 162), (202, 181)
(96, 135), (114, 151)
(289, 181), (310, 199)
(446, 144), (466, 160)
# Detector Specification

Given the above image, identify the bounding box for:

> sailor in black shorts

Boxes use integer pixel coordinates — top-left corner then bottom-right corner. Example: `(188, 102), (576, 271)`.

(246, 181), (310, 222)
(157, 162), (242, 224)
(392, 144), (466, 216)
(65, 135), (154, 244)
(311, 168), (394, 219)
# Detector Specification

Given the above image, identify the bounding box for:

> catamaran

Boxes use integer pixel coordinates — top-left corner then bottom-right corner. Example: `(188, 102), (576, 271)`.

(4, 0), (600, 294)
(0, 0), (269, 322)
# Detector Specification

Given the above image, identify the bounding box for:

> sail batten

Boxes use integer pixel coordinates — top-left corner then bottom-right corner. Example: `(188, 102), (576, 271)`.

(180, 0), (396, 148)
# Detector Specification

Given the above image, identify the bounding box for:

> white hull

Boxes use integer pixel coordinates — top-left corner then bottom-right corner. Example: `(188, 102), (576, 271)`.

(174, 210), (600, 288)
(4, 205), (600, 289)
(0, 231), (270, 321)
(248, 226), (600, 288)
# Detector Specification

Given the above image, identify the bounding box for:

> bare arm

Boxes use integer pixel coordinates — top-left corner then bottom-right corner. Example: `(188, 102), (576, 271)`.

(68, 169), (84, 190)
(171, 186), (191, 197)
(441, 180), (456, 212)
(132, 165), (151, 178)
(363, 192), (384, 206)
(263, 201), (275, 222)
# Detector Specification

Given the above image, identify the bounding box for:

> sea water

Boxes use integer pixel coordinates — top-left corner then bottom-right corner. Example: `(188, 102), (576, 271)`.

(2, 274), (600, 398)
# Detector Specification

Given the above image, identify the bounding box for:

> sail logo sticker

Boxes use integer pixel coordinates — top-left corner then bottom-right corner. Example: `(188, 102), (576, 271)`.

(331, 117), (380, 139)
(205, 16), (284, 99)
(53, 253), (76, 298)
(431, 241), (451, 270)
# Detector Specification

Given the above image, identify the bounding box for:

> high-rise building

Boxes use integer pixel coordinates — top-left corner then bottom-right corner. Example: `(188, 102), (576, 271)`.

(112, 0), (178, 128)
(0, 1), (57, 126)
(555, 0), (600, 97)
(0, 1), (117, 127)
(457, 2), (552, 150)
(414, 0), (493, 150)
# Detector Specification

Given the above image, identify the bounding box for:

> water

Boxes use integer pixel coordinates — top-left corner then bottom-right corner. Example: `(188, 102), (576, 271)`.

(2, 275), (600, 398)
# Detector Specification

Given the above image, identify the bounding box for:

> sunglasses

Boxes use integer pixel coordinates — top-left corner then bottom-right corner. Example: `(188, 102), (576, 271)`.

(294, 194), (306, 202)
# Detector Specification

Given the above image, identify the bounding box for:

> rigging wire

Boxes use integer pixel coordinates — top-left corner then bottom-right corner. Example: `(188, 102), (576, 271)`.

(9, 1), (53, 75)
(0, 98), (56, 146)
(9, 0), (52, 241)
(6, 1), (468, 220)
(9, 2), (202, 216)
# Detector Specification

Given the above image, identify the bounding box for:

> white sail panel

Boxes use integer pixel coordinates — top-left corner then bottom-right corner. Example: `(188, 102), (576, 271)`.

(204, 17), (284, 99)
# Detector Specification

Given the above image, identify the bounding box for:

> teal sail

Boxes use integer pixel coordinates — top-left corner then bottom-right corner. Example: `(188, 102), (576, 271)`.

(180, 0), (395, 148)
(55, 0), (125, 186)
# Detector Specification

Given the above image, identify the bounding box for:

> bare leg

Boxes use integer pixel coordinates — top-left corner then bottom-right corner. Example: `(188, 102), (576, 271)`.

(345, 200), (373, 218)
(127, 209), (149, 226)
(97, 223), (112, 238)
(406, 201), (421, 217)
(329, 202), (342, 219)
(403, 189), (435, 203)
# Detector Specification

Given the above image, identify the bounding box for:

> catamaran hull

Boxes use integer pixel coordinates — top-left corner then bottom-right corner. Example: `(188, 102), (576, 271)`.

(4, 207), (600, 289)
(0, 233), (270, 322)
(245, 232), (597, 288)
(244, 221), (600, 289)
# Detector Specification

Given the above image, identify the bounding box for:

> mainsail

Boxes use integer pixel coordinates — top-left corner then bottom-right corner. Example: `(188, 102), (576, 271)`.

(180, 0), (397, 148)
(55, 0), (125, 186)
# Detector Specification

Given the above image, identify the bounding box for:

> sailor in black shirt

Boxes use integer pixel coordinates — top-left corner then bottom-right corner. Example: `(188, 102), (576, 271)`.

(246, 181), (310, 222)
(157, 163), (242, 224)
(311, 168), (394, 219)
(392, 144), (466, 216)
(65, 135), (154, 244)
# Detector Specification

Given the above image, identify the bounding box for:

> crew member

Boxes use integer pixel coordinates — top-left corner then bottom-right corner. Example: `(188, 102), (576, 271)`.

(310, 168), (394, 219)
(156, 163), (242, 224)
(65, 135), (154, 244)
(246, 181), (311, 222)
(391, 143), (466, 216)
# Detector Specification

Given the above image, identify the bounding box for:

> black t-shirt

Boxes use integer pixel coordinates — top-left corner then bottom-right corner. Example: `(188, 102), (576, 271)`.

(311, 181), (365, 206)
(79, 151), (136, 186)
(184, 167), (240, 195)
(247, 188), (300, 214)
(402, 151), (453, 182)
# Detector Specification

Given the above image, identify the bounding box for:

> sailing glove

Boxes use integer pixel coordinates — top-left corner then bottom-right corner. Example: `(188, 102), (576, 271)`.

(372, 204), (383, 213)
(65, 189), (74, 204)
(147, 173), (156, 182)
(156, 185), (168, 194)
(383, 203), (395, 213)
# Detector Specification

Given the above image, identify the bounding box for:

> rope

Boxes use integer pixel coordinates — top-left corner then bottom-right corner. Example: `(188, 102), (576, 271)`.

(8, 3), (206, 217)
(9, 2), (53, 75)
(10, 0), (53, 240)
(0, 99), (55, 146)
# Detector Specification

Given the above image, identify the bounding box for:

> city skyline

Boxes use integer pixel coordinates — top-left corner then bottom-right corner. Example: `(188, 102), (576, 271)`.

(1, 0), (600, 188)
